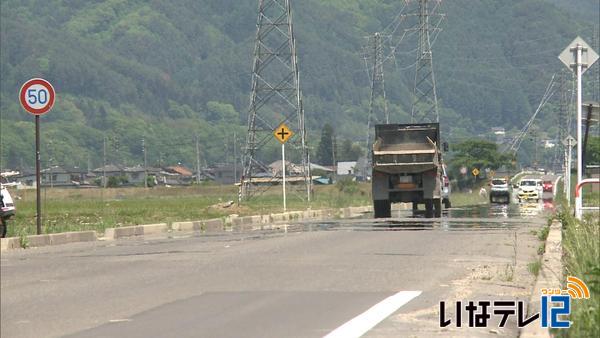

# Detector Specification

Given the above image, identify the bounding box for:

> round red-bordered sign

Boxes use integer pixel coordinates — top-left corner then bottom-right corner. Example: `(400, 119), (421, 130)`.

(19, 78), (55, 115)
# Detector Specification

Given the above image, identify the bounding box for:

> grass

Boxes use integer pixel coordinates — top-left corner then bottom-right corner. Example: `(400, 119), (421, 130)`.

(528, 260), (542, 276)
(555, 202), (600, 337)
(4, 182), (372, 237)
(4, 180), (493, 237)
(501, 263), (515, 282)
(447, 191), (487, 206)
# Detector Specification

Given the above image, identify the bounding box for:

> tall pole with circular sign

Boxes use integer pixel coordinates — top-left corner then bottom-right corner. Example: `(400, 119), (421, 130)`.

(19, 78), (55, 235)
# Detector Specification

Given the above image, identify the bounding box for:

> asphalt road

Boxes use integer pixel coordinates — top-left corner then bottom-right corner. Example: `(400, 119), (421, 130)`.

(1, 183), (558, 338)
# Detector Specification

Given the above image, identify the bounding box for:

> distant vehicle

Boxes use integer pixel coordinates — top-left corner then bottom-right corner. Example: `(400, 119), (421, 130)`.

(489, 178), (511, 204)
(1, 186), (16, 238)
(542, 180), (553, 192)
(371, 123), (449, 218)
(517, 179), (543, 202)
(441, 164), (451, 208)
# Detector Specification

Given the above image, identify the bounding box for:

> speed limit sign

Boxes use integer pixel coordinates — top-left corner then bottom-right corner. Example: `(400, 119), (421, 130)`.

(19, 78), (55, 115)
(19, 77), (56, 236)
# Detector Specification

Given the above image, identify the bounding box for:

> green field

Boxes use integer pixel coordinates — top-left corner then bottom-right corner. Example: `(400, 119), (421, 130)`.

(4, 181), (486, 237)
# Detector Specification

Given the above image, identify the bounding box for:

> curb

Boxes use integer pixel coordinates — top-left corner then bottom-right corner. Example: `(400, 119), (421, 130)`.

(520, 220), (563, 338)
(0, 231), (97, 251)
(1, 205), (372, 251)
(103, 223), (168, 240)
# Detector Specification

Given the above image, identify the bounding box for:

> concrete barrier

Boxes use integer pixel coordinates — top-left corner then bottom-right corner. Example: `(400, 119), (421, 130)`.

(0, 237), (20, 251)
(520, 221), (563, 338)
(26, 234), (51, 247)
(0, 230), (97, 251)
(1, 205), (372, 251)
(104, 223), (167, 239)
(171, 221), (197, 232)
(270, 213), (288, 222)
(50, 231), (96, 245)
(287, 211), (303, 220)
(204, 219), (224, 233)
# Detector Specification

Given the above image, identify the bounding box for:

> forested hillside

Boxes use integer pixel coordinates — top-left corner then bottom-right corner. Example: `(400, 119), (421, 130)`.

(0, 0), (597, 170)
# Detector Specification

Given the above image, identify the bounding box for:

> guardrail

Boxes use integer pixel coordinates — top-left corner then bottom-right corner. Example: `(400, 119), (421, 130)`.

(575, 178), (599, 219)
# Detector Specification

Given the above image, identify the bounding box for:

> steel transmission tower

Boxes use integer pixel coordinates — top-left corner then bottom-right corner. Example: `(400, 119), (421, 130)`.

(366, 32), (390, 126)
(364, 32), (390, 166)
(410, 0), (442, 123)
(241, 0), (309, 200)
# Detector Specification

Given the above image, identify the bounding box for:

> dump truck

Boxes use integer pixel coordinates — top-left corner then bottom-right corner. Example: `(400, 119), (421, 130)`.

(371, 123), (448, 218)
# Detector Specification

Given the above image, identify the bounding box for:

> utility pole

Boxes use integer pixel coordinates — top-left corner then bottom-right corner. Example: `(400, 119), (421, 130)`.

(102, 136), (107, 188)
(242, 0), (309, 201)
(233, 131), (237, 183)
(142, 138), (148, 188)
(594, 30), (599, 102)
(556, 71), (568, 173)
(410, 0), (442, 123)
(332, 133), (337, 172)
(195, 135), (201, 185)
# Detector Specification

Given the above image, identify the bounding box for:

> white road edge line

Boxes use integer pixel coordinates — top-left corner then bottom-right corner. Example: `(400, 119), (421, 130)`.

(323, 290), (422, 338)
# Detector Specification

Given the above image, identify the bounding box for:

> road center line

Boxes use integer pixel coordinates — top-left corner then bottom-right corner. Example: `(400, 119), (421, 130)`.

(323, 290), (421, 338)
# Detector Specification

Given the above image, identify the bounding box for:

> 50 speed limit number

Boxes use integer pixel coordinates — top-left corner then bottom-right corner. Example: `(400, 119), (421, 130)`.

(19, 78), (55, 115)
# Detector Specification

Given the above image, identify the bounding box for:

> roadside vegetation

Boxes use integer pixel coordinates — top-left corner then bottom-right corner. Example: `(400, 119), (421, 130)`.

(5, 180), (488, 237)
(555, 204), (600, 337)
(4, 183), (371, 237)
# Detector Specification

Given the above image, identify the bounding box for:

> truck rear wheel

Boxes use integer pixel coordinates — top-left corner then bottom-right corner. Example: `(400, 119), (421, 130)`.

(434, 198), (442, 218)
(443, 198), (451, 209)
(424, 199), (434, 218)
(0, 219), (6, 238)
(374, 200), (391, 218)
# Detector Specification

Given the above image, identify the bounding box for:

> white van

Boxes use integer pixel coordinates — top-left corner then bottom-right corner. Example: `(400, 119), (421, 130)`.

(1, 186), (16, 237)
(517, 179), (543, 202)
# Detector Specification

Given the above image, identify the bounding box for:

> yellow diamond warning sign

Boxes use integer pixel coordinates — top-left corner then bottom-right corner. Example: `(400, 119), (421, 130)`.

(273, 123), (294, 144)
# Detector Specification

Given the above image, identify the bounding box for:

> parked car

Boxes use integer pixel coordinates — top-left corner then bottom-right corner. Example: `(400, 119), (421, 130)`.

(489, 178), (511, 204)
(542, 180), (553, 193)
(517, 179), (543, 202)
(1, 186), (16, 238)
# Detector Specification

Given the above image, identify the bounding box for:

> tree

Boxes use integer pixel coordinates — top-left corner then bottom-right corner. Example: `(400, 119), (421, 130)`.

(316, 123), (335, 166)
(586, 137), (600, 165)
(338, 139), (364, 161)
(448, 139), (511, 189)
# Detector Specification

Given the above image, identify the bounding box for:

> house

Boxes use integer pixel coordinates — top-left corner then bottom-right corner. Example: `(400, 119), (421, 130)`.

(309, 162), (335, 173)
(41, 166), (71, 187)
(207, 164), (239, 185)
(92, 164), (124, 177)
(123, 165), (161, 185)
(337, 161), (357, 176)
(1, 170), (23, 187)
(92, 164), (124, 187)
(14, 169), (36, 187)
(268, 160), (303, 177)
(65, 166), (90, 185)
(161, 165), (194, 185)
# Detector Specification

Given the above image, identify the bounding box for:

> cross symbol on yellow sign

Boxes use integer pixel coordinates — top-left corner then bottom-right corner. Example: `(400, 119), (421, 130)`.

(273, 123), (294, 144)
(472, 168), (480, 177)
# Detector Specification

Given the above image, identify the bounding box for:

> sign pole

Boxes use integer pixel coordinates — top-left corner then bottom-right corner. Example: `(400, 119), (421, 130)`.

(19, 78), (55, 235)
(566, 137), (572, 204)
(575, 44), (583, 219)
(35, 115), (42, 235)
(282, 143), (287, 212)
(558, 37), (598, 218)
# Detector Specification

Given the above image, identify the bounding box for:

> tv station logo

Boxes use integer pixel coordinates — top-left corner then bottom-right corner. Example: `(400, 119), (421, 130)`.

(439, 276), (590, 329)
